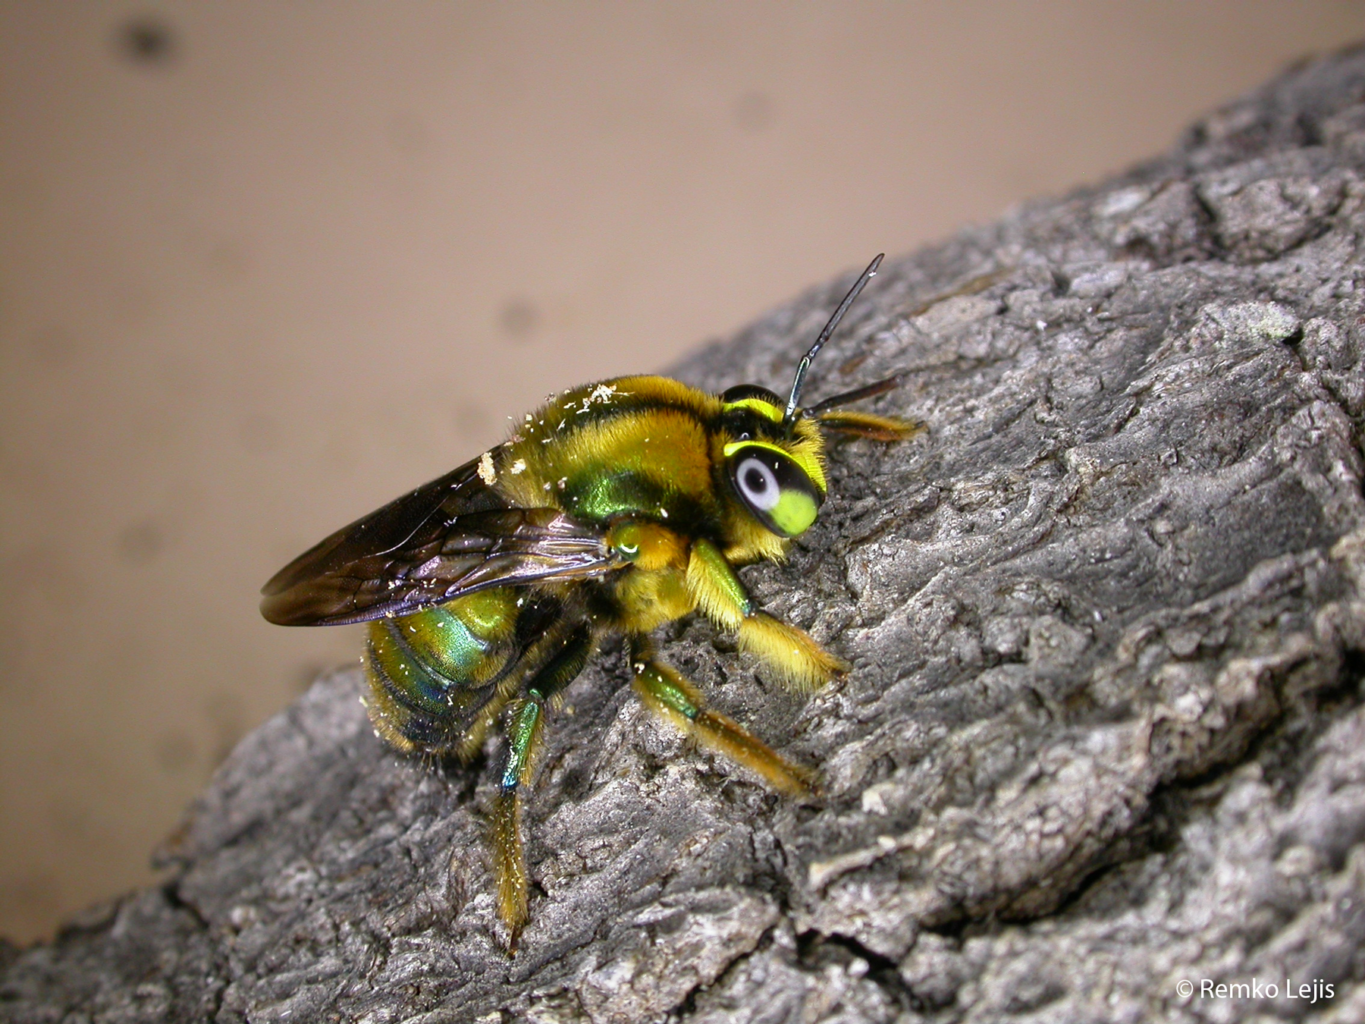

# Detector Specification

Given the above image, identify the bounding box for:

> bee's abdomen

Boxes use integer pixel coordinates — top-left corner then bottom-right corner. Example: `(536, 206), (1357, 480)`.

(364, 588), (519, 754)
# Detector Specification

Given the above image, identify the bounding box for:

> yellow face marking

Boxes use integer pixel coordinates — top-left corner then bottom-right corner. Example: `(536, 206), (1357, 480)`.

(769, 489), (819, 536)
(721, 397), (783, 422)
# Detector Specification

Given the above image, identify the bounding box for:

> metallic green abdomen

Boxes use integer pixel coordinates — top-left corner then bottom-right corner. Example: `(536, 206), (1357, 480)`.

(364, 588), (520, 754)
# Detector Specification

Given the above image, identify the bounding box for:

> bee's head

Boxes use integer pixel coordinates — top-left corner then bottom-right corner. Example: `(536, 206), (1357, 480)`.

(716, 254), (917, 540)
(719, 384), (826, 538)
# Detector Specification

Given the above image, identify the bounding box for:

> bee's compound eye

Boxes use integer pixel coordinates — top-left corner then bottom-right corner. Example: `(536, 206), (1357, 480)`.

(725, 443), (823, 538)
(736, 457), (780, 510)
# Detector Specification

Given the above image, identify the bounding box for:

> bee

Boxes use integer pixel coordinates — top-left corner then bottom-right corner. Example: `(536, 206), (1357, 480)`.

(260, 255), (917, 951)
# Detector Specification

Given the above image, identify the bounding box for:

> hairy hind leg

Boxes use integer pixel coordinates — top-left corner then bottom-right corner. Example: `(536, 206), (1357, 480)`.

(628, 637), (815, 797)
(490, 623), (594, 953)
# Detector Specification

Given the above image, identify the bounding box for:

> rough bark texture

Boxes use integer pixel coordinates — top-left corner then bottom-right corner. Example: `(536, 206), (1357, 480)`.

(8, 47), (1365, 1024)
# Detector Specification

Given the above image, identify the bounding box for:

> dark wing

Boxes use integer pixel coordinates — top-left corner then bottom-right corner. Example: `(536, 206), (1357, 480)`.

(261, 457), (621, 626)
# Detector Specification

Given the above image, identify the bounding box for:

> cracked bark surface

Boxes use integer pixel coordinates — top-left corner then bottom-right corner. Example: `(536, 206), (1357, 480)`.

(8, 47), (1365, 1024)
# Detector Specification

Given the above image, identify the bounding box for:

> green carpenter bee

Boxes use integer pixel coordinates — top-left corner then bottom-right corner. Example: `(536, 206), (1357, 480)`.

(260, 255), (917, 951)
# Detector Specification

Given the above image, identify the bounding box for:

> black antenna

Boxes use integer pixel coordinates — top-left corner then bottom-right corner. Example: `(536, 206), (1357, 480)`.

(783, 253), (884, 429)
(805, 371), (905, 414)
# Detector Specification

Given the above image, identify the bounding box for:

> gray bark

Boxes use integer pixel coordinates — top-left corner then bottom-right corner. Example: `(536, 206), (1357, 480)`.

(8, 46), (1365, 1024)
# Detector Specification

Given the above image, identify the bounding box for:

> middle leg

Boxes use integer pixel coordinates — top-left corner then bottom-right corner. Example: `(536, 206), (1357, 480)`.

(628, 636), (815, 797)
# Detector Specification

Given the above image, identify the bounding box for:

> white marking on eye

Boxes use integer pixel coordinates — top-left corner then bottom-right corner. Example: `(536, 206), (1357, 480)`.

(736, 456), (780, 510)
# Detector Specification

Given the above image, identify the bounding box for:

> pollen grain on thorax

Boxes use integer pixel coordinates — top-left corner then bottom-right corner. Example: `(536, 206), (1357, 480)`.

(478, 452), (497, 485)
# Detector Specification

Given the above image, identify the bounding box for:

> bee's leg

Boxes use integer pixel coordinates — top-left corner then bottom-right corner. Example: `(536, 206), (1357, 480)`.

(490, 622), (593, 954)
(685, 537), (848, 691)
(813, 408), (922, 441)
(805, 372), (924, 441)
(628, 636), (815, 797)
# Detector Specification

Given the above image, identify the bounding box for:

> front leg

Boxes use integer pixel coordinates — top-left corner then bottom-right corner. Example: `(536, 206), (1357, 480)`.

(686, 537), (847, 691)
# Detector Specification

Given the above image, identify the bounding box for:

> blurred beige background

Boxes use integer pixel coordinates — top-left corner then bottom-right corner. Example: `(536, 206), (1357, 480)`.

(2, 1), (1362, 944)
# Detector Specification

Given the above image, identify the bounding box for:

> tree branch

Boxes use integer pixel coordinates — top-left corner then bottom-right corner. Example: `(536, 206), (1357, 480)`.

(8, 45), (1365, 1024)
